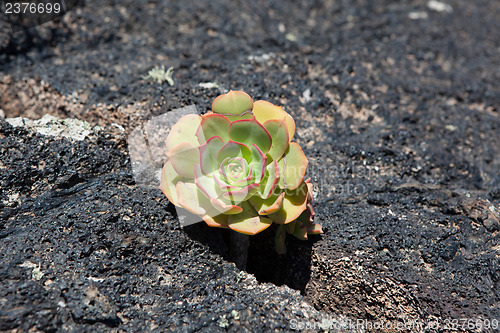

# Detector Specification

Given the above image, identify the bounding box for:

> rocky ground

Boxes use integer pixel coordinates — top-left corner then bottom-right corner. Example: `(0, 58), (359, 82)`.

(1, 0), (499, 331)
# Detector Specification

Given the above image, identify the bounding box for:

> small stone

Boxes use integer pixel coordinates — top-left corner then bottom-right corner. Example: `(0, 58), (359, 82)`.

(231, 310), (240, 320)
(5, 115), (94, 141)
(198, 82), (219, 89)
(285, 33), (297, 42)
(111, 123), (125, 131)
(427, 0), (453, 13)
(409, 11), (429, 20)
(5, 117), (25, 127)
(483, 217), (500, 232)
(445, 124), (458, 131)
(302, 89), (312, 103)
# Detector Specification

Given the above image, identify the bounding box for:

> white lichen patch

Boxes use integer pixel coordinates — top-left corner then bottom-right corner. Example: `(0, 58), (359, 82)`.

(6, 114), (96, 141)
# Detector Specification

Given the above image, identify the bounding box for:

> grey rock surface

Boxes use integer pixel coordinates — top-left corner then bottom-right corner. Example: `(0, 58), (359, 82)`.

(1, 0), (499, 331)
(5, 114), (97, 140)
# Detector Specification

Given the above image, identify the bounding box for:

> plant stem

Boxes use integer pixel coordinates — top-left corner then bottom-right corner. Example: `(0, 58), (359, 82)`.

(229, 231), (250, 270)
(275, 224), (287, 254)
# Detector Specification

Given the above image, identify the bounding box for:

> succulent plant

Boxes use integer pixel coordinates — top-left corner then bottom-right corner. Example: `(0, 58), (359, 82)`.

(159, 91), (322, 254)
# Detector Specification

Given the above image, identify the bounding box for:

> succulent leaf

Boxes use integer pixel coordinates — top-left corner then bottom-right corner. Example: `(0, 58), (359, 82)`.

(199, 136), (225, 175)
(196, 114), (230, 144)
(278, 142), (308, 190)
(252, 100), (295, 142)
(228, 202), (272, 235)
(228, 117), (272, 154)
(202, 214), (229, 228)
(213, 171), (241, 190)
(231, 167), (254, 186)
(217, 140), (252, 165)
(249, 144), (267, 183)
(292, 221), (308, 240)
(159, 160), (181, 206)
(214, 156), (253, 189)
(212, 90), (253, 119)
(268, 181), (309, 224)
(194, 164), (220, 200)
(263, 118), (289, 161)
(248, 192), (284, 215)
(222, 183), (260, 203)
(210, 197), (243, 215)
(166, 114), (202, 152)
(307, 223), (323, 235)
(257, 160), (280, 199)
(276, 158), (286, 188)
(167, 142), (200, 178)
(176, 182), (206, 215)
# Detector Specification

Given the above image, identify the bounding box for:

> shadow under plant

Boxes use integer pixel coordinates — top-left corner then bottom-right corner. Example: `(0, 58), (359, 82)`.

(185, 222), (320, 293)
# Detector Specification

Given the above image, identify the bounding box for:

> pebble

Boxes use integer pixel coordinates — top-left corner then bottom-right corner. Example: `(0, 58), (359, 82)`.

(427, 0), (453, 13)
